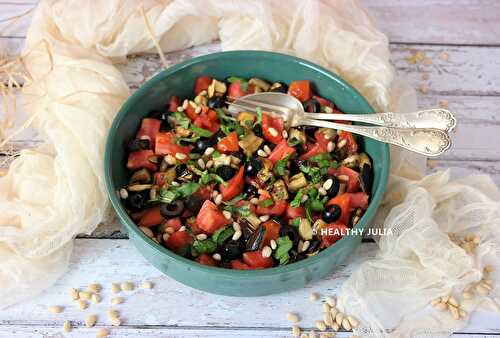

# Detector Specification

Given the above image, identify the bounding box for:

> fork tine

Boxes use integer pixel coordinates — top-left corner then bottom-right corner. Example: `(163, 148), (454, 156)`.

(236, 97), (290, 115)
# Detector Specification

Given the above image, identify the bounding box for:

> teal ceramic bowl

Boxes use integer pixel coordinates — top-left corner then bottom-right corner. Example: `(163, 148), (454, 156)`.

(105, 51), (389, 296)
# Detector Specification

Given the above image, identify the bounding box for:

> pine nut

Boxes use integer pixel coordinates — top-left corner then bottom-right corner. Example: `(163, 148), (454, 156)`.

(330, 307), (338, 318)
(264, 145), (272, 154)
(215, 194), (223, 205)
(323, 312), (333, 326)
(85, 314), (97, 327)
(140, 226), (154, 238)
(206, 160), (214, 168)
(318, 187), (327, 196)
(232, 222), (241, 232)
(301, 195), (309, 203)
(204, 147), (215, 156)
(324, 106), (333, 113)
(287, 312), (300, 323)
(257, 149), (267, 157)
(335, 312), (343, 325)
(197, 158), (205, 169)
(77, 300), (88, 310)
(176, 106), (184, 112)
(341, 318), (352, 331)
(107, 309), (120, 320)
(223, 210), (232, 220)
(121, 281), (134, 291)
(250, 197), (259, 204)
(48, 305), (63, 314)
(79, 291), (91, 300)
(268, 127), (278, 137)
(111, 317), (121, 326)
(195, 106), (202, 114)
(270, 239), (277, 250)
(262, 246), (272, 258)
(119, 188), (128, 199)
(182, 99), (188, 110)
(165, 154), (177, 165)
(162, 233), (170, 242)
(323, 179), (333, 191)
(212, 253), (222, 261)
(282, 130), (288, 139)
(69, 288), (79, 300)
(259, 215), (270, 222)
(331, 322), (339, 331)
(171, 181), (180, 186)
(91, 293), (102, 303)
(165, 226), (175, 234)
(96, 328), (110, 338)
(196, 233), (208, 240)
(315, 320), (326, 331)
(325, 296), (336, 307)
(232, 230), (242, 241)
(88, 283), (102, 293)
(337, 174), (349, 182)
(142, 281), (154, 289)
(111, 297), (123, 305)
(189, 100), (197, 108)
(292, 325), (301, 337)
(175, 152), (187, 160)
(300, 240), (310, 253)
(347, 315), (359, 328)
(322, 303), (331, 313)
(337, 139), (347, 149)
(327, 141), (335, 152)
(63, 320), (71, 332)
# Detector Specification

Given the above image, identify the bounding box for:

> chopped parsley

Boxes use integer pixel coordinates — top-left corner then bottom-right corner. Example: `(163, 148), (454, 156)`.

(223, 203), (252, 218)
(227, 76), (248, 92)
(193, 239), (217, 254)
(171, 111), (190, 129)
(290, 189), (304, 208)
(274, 155), (290, 176)
(199, 171), (226, 186)
(259, 198), (274, 208)
(287, 137), (301, 147)
(211, 227), (235, 246)
(189, 125), (213, 138)
(158, 182), (199, 204)
(274, 236), (293, 265)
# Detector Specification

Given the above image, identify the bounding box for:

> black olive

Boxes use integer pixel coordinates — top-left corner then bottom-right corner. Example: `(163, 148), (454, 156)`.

(271, 217), (286, 227)
(216, 165), (237, 181)
(307, 239), (321, 254)
(326, 176), (340, 197)
(231, 151), (245, 162)
(193, 137), (215, 154)
(300, 125), (317, 137)
(148, 110), (166, 120)
(176, 164), (189, 177)
(207, 95), (225, 109)
(243, 184), (258, 197)
(288, 249), (307, 263)
(245, 225), (265, 251)
(253, 124), (263, 137)
(185, 195), (204, 214)
(127, 192), (147, 211)
(289, 159), (304, 175)
(303, 98), (321, 113)
(293, 143), (305, 155)
(160, 200), (185, 217)
(279, 226), (299, 247)
(245, 157), (263, 177)
(265, 142), (276, 151)
(127, 138), (150, 152)
(269, 82), (288, 93)
(359, 163), (373, 195)
(160, 119), (173, 131)
(222, 240), (244, 260)
(323, 204), (341, 223)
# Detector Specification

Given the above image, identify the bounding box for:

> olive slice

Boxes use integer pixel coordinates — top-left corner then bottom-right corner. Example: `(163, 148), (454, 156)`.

(359, 163), (373, 195)
(245, 225), (265, 251)
(160, 200), (185, 217)
(222, 240), (244, 260)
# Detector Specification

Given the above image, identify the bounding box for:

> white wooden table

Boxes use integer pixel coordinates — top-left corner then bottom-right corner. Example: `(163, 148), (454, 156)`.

(1, 1), (500, 337)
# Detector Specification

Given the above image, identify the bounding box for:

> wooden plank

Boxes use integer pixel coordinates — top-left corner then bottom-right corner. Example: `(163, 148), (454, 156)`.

(0, 239), (499, 334)
(2, 1), (500, 46)
(361, 0), (500, 46)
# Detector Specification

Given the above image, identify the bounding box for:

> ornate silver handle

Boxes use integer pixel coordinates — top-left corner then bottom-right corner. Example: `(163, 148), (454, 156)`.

(300, 119), (451, 157)
(303, 109), (456, 132)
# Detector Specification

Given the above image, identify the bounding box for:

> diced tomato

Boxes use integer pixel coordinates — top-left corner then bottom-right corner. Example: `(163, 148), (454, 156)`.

(217, 131), (240, 153)
(165, 217), (182, 231)
(219, 166), (244, 201)
(314, 130), (331, 150)
(285, 204), (305, 220)
(338, 131), (358, 154)
(196, 254), (217, 266)
(155, 132), (192, 156)
(228, 80), (245, 99)
(194, 76), (212, 95)
(328, 166), (360, 193)
(262, 220), (281, 246)
(194, 107), (220, 133)
(299, 143), (326, 160)
(242, 251), (273, 269)
(165, 230), (193, 252)
(196, 200), (231, 234)
(193, 184), (214, 200)
(231, 259), (252, 270)
(186, 216), (203, 235)
(262, 113), (284, 144)
(326, 194), (352, 225)
(320, 222), (348, 248)
(127, 150), (157, 171)
(313, 95), (335, 109)
(185, 103), (198, 121)
(136, 118), (161, 144)
(267, 139), (296, 164)
(138, 207), (163, 227)
(168, 96), (181, 112)
(154, 172), (169, 187)
(288, 80), (312, 102)
(256, 200), (288, 216)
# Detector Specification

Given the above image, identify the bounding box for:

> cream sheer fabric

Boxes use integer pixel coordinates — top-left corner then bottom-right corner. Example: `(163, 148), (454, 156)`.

(0, 1), (498, 336)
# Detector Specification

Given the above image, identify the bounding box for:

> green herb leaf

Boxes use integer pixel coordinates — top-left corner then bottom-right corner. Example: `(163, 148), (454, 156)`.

(259, 199), (274, 208)
(211, 227), (235, 246)
(221, 121), (245, 136)
(158, 182), (199, 204)
(300, 164), (323, 184)
(171, 111), (190, 129)
(211, 150), (221, 158)
(274, 236), (293, 265)
(291, 218), (301, 227)
(215, 108), (236, 122)
(226, 76), (248, 92)
(189, 125), (213, 138)
(290, 189), (304, 208)
(287, 137), (301, 147)
(193, 239), (217, 254)
(199, 171), (226, 186)
(223, 203), (251, 218)
(255, 106), (263, 126)
(274, 155), (290, 176)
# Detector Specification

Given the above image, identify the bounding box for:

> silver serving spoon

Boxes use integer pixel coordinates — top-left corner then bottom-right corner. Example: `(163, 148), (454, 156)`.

(227, 92), (455, 157)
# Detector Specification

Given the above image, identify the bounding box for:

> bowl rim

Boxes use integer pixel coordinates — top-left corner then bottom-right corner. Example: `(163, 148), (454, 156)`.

(104, 50), (390, 278)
